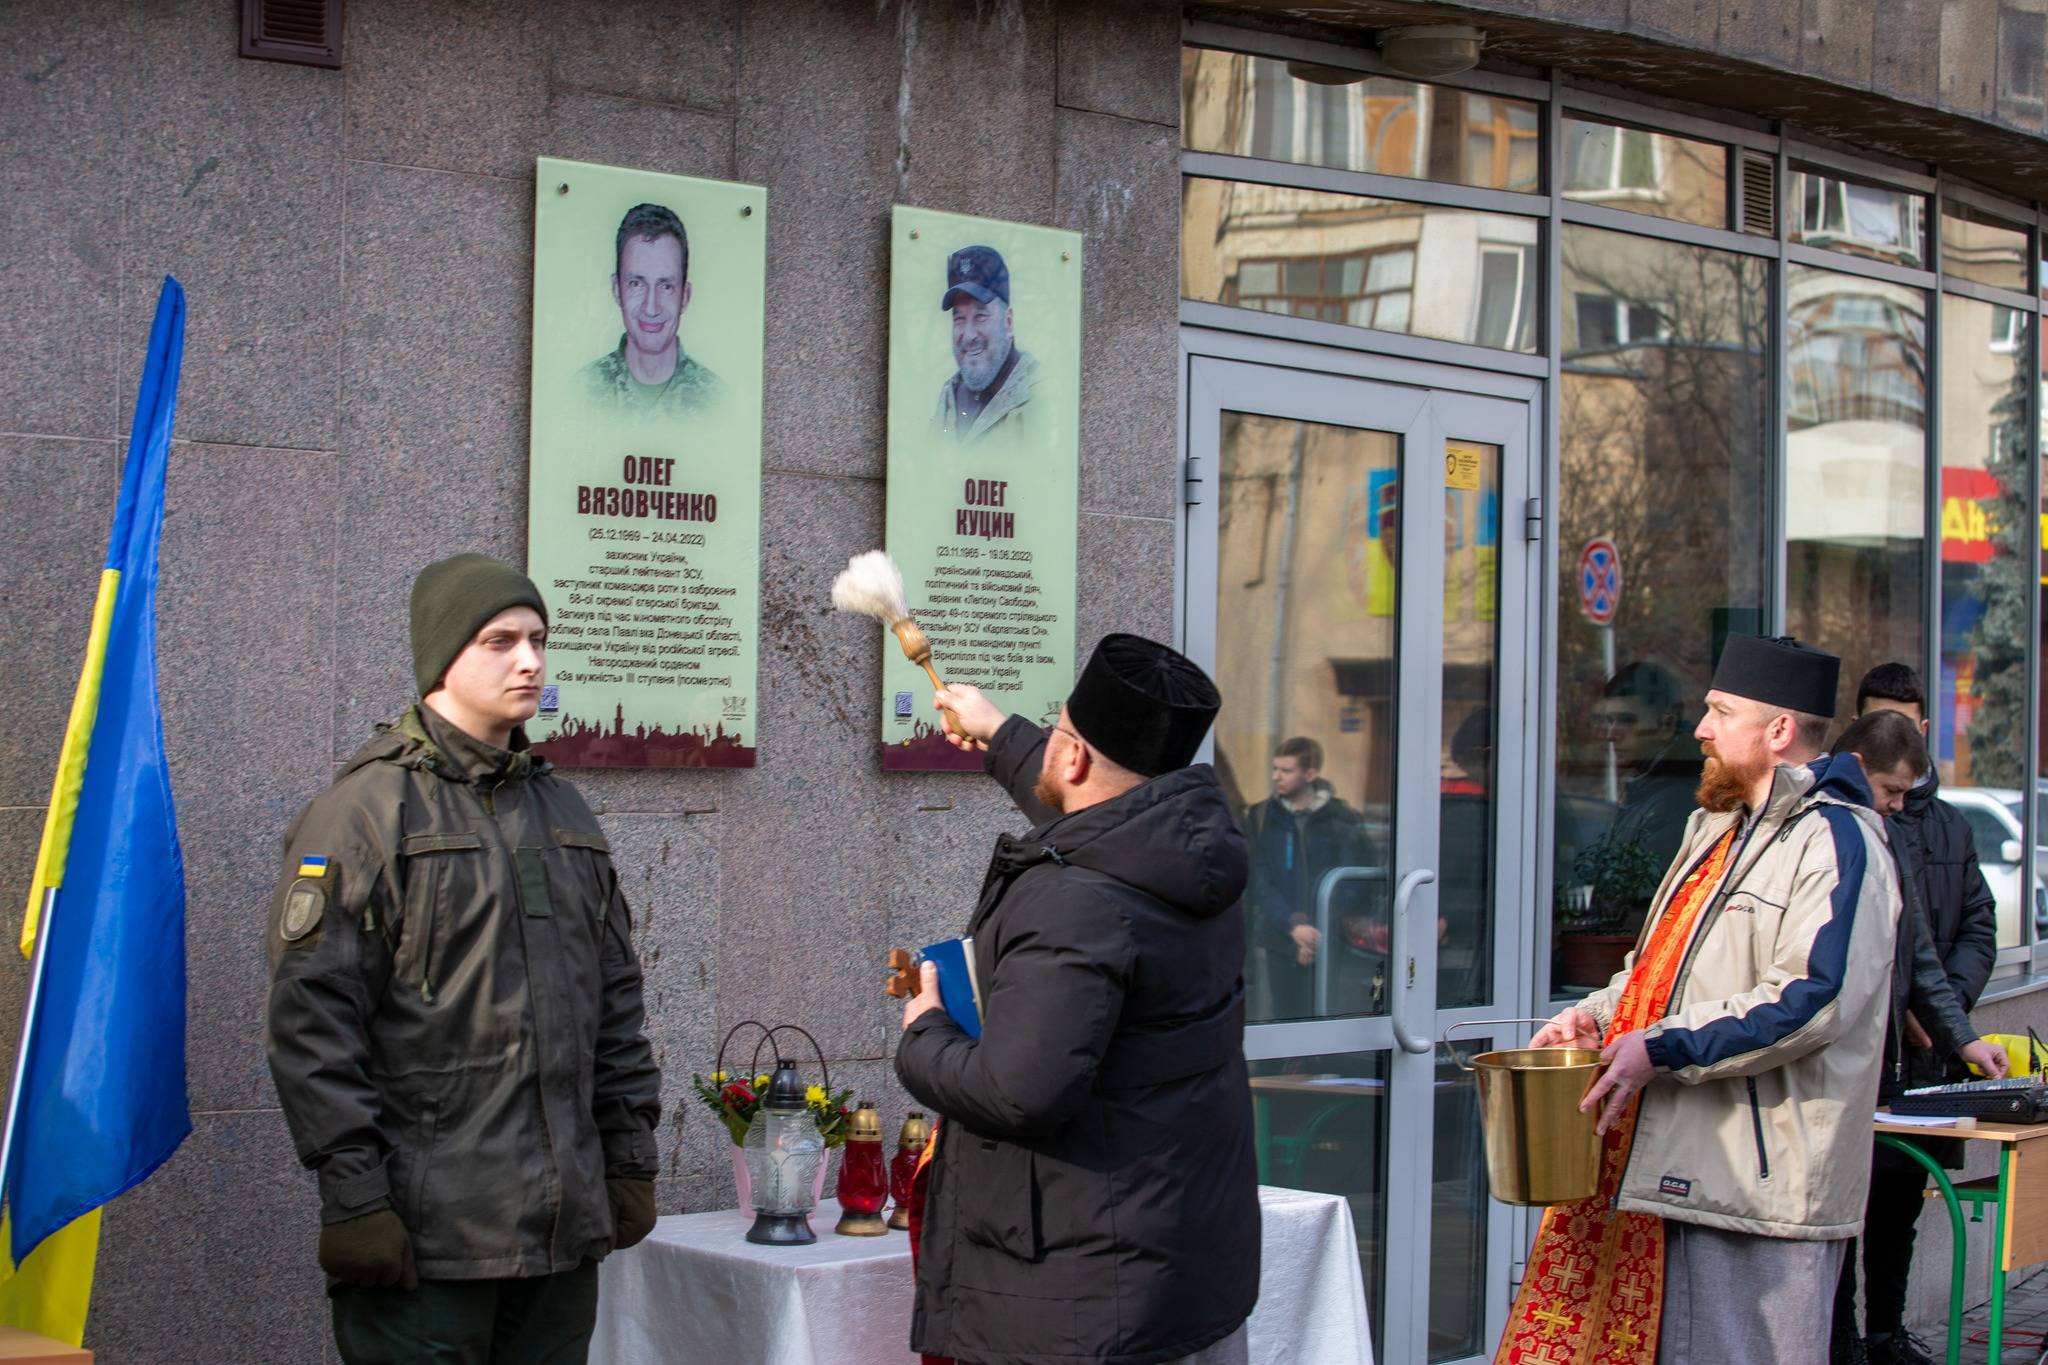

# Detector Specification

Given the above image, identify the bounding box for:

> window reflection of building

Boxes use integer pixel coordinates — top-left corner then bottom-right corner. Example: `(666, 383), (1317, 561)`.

(1551, 225), (1769, 989)
(1788, 167), (1928, 269)
(1181, 47), (1539, 193)
(1181, 177), (1539, 353)
(1785, 267), (1929, 719)
(1560, 116), (1728, 228)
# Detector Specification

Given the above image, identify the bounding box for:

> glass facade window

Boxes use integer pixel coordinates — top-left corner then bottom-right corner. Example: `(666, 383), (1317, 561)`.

(1182, 177), (1540, 351)
(1181, 47), (1540, 192)
(1551, 225), (1770, 991)
(1560, 115), (1729, 229)
(1785, 266), (1930, 720)
(1942, 199), (2030, 293)
(1787, 165), (1929, 270)
(1939, 295), (2032, 948)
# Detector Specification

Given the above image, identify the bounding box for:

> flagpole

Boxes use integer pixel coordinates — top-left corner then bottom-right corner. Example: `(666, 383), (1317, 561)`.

(0, 888), (60, 1215)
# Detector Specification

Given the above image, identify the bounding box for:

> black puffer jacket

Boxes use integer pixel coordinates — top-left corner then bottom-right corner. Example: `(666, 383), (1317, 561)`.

(1893, 774), (2000, 1087)
(1883, 825), (1978, 1104)
(896, 716), (1260, 1365)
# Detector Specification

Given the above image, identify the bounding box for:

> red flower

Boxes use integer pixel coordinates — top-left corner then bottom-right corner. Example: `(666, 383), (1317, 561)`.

(723, 1083), (755, 1106)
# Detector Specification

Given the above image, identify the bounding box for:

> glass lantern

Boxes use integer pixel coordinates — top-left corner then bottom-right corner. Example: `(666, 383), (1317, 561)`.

(834, 1101), (889, 1236)
(743, 1058), (825, 1245)
(888, 1110), (932, 1231)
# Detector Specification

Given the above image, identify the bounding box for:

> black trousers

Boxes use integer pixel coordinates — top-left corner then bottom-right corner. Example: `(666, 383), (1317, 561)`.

(1834, 1144), (1931, 1340)
(331, 1262), (598, 1365)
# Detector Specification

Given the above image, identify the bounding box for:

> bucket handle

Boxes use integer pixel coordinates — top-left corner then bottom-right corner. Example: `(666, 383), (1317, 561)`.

(1441, 1018), (1567, 1071)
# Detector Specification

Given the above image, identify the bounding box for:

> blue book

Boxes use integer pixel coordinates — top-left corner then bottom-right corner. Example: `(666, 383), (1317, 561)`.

(915, 937), (983, 1039)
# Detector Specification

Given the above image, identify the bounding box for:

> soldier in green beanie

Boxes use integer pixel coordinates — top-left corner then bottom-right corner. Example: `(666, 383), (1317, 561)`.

(266, 553), (662, 1364)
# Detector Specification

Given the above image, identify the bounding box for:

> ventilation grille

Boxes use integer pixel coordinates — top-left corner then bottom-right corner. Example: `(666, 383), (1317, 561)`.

(241, 0), (342, 69)
(1738, 150), (1777, 237)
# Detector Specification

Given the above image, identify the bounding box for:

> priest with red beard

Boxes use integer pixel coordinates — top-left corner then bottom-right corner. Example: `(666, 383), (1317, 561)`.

(1500, 635), (1902, 1365)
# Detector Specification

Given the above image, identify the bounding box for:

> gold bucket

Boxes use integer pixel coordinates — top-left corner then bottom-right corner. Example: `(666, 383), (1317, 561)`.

(1446, 1020), (1605, 1207)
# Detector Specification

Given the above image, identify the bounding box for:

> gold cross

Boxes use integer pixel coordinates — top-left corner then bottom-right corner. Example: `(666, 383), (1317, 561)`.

(1606, 1315), (1643, 1350)
(1532, 1303), (1575, 1340)
(1616, 1279), (1648, 1312)
(1552, 1258), (1588, 1289)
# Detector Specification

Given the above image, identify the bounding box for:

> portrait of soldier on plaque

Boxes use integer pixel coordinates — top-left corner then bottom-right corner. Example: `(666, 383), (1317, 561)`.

(580, 201), (725, 414)
(932, 244), (1040, 446)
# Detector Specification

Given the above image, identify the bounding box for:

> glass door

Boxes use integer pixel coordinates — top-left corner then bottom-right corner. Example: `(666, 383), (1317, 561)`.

(1184, 354), (1535, 1365)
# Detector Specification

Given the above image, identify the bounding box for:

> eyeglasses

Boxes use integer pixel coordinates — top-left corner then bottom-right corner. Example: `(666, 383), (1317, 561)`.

(1047, 723), (1084, 746)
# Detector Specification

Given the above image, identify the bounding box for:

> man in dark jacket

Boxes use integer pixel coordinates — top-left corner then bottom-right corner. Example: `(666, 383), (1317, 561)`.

(1240, 735), (1377, 1020)
(897, 634), (1261, 1365)
(267, 554), (662, 1365)
(1830, 667), (2003, 1365)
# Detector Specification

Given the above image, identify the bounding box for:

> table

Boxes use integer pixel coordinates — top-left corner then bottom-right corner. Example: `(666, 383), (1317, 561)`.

(1872, 1116), (2048, 1365)
(592, 1185), (1373, 1365)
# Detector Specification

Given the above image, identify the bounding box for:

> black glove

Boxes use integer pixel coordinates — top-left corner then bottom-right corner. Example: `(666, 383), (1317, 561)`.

(608, 1176), (657, 1250)
(319, 1209), (418, 1289)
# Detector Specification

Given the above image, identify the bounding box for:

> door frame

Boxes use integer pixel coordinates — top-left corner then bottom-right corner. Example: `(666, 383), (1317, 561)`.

(1177, 327), (1546, 1364)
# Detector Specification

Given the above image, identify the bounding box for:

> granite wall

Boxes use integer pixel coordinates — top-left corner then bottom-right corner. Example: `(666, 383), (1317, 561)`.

(0, 1), (1179, 1358)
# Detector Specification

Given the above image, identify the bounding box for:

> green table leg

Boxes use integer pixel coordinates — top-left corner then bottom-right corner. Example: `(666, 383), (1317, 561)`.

(1988, 1145), (2013, 1364)
(1875, 1135), (1970, 1365)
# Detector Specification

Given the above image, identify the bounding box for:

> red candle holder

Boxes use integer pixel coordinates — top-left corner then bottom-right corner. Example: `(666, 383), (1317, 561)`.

(834, 1101), (890, 1236)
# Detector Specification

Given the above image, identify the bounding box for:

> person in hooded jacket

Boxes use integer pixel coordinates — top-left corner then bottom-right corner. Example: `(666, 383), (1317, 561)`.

(896, 633), (1261, 1365)
(1830, 668), (2004, 1365)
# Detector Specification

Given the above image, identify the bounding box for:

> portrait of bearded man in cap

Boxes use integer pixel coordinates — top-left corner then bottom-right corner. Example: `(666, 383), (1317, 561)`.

(932, 243), (1041, 447)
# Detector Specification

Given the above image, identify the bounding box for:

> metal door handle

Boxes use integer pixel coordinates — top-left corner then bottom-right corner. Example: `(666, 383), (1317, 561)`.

(1390, 868), (1437, 1055)
(1313, 865), (1388, 1017)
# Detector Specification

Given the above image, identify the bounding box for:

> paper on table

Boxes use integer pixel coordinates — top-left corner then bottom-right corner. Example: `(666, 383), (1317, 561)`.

(1878, 1111), (1978, 1128)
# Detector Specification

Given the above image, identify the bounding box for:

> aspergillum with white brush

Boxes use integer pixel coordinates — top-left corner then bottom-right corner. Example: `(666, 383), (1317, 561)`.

(830, 550), (961, 738)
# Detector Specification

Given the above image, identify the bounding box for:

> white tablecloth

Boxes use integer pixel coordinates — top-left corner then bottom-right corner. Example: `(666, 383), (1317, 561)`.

(592, 1185), (1372, 1365)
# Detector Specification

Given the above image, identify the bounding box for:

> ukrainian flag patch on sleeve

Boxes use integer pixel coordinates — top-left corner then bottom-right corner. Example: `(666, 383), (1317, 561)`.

(296, 855), (330, 878)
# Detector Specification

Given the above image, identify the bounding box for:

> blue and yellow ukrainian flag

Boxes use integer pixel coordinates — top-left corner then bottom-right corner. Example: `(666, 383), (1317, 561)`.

(0, 277), (191, 1346)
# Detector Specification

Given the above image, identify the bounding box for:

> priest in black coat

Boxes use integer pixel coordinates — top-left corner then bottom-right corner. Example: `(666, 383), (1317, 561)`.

(895, 634), (1261, 1365)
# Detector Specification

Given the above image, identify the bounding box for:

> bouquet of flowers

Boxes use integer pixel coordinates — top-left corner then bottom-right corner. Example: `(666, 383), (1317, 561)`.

(690, 1069), (856, 1148)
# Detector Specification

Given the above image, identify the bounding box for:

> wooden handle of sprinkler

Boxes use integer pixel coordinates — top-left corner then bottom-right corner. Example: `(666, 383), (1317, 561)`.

(892, 619), (962, 737)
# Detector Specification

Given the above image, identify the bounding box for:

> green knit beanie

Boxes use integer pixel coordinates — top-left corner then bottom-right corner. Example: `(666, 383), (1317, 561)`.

(409, 553), (550, 696)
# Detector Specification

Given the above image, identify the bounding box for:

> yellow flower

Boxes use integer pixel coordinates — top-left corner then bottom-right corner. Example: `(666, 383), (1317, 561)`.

(710, 1070), (727, 1083)
(755, 1074), (771, 1089)
(805, 1085), (826, 1105)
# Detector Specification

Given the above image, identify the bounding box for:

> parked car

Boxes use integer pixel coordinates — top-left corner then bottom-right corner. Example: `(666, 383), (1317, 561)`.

(1940, 787), (2046, 944)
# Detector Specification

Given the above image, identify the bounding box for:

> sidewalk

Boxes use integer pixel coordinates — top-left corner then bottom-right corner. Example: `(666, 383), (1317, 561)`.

(1932, 1265), (2048, 1364)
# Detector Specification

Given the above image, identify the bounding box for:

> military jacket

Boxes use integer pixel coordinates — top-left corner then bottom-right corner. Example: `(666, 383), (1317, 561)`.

(579, 337), (724, 414)
(265, 705), (661, 1280)
(932, 347), (1040, 446)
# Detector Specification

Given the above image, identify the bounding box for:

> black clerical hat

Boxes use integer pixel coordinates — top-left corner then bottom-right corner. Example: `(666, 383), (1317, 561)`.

(1710, 635), (1840, 717)
(1066, 633), (1221, 777)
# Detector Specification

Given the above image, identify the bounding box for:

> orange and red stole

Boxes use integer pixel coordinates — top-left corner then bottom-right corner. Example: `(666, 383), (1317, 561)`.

(1493, 825), (1738, 1365)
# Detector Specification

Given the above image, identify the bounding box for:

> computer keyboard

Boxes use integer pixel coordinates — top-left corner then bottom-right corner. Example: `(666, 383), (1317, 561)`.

(1890, 1077), (2048, 1123)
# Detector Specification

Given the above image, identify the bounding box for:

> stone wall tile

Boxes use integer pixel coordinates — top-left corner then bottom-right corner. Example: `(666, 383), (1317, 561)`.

(0, 6), (125, 439)
(124, 0), (342, 451)
(599, 810), (724, 1207)
(345, 0), (545, 178)
(904, 0), (1059, 224)
(542, 92), (736, 182)
(0, 437), (119, 806)
(1718, 0), (1804, 66)
(90, 1110), (326, 1365)
(1056, 111), (1181, 522)
(1801, 0), (1877, 87)
(1057, 0), (1180, 126)
(158, 443), (336, 1112)
(546, 0), (740, 113)
(1943, 0), (2001, 115)
(0, 810), (42, 1085)
(1997, 0), (2048, 132)
(713, 473), (895, 1062)
(1874, 0), (1945, 103)
(335, 164), (531, 753)
(1075, 512), (1175, 654)
(1628, 0), (1723, 47)
(735, 0), (901, 480)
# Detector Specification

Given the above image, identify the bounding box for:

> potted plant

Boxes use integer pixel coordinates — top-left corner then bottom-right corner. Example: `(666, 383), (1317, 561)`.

(1553, 833), (1662, 988)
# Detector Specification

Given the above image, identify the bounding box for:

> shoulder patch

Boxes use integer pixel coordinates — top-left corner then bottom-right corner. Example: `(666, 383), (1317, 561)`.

(280, 877), (327, 944)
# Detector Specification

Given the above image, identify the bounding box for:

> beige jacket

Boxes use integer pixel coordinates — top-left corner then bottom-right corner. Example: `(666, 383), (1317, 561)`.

(1581, 755), (1901, 1240)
